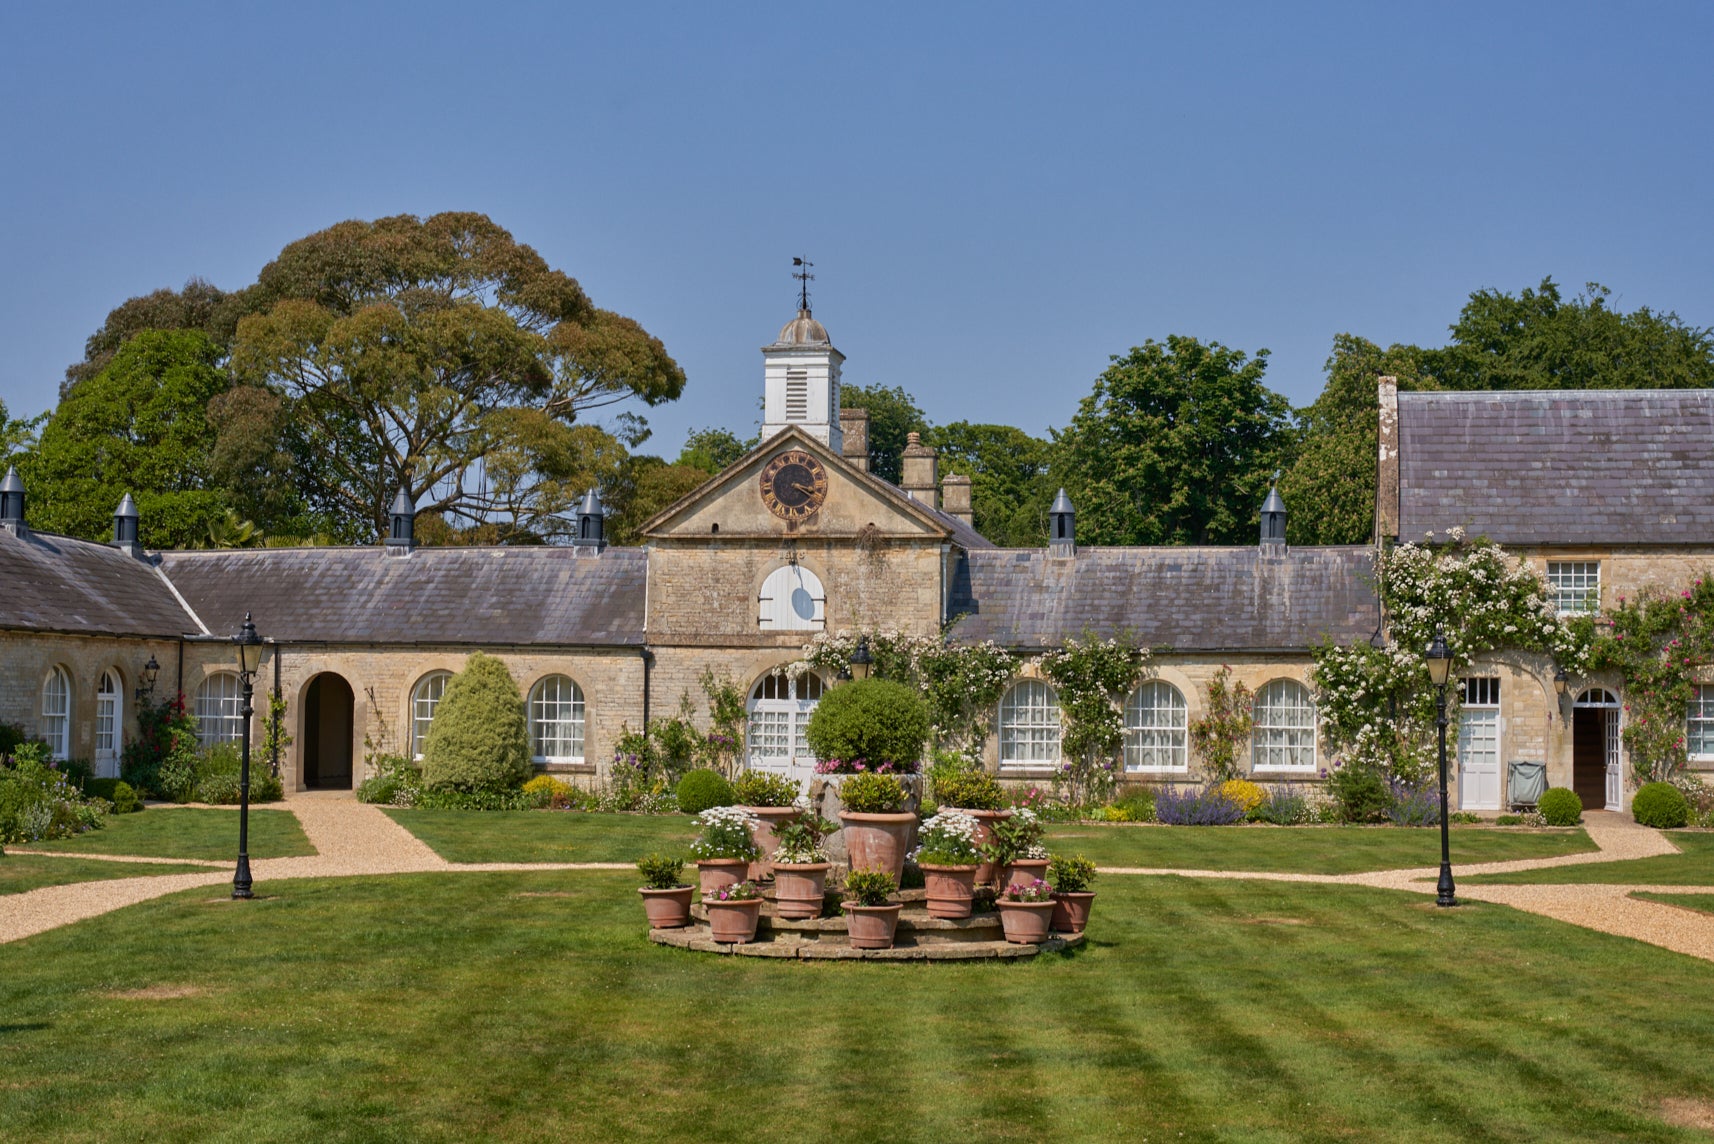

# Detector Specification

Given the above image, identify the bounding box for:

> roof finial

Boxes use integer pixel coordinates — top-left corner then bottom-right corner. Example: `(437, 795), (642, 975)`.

(792, 256), (814, 315)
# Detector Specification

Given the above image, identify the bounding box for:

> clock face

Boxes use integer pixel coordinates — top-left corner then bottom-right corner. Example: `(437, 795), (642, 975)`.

(759, 449), (828, 522)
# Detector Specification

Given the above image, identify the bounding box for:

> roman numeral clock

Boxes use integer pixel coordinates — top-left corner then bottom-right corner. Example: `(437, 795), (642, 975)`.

(759, 449), (828, 523)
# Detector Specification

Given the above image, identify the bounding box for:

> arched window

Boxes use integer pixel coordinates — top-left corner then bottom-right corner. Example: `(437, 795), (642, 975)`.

(95, 669), (123, 778)
(194, 672), (244, 747)
(1252, 679), (1317, 771)
(747, 671), (824, 779)
(999, 679), (1060, 769)
(1124, 681), (1187, 772)
(758, 564), (826, 631)
(530, 675), (585, 764)
(411, 671), (453, 759)
(41, 666), (71, 760)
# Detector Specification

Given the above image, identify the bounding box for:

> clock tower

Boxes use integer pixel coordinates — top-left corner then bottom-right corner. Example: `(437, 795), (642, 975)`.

(761, 308), (844, 452)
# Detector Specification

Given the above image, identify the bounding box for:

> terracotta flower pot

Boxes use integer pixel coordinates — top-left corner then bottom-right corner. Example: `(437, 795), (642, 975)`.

(920, 863), (979, 919)
(745, 806), (801, 880)
(996, 900), (1056, 944)
(705, 897), (764, 944)
(1051, 891), (1095, 934)
(772, 861), (832, 919)
(944, 807), (1011, 886)
(839, 812), (918, 883)
(1003, 858), (1050, 890)
(842, 902), (903, 949)
(696, 858), (750, 898)
(638, 885), (693, 929)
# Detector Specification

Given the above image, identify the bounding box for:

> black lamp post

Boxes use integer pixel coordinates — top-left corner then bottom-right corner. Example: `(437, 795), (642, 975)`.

(1553, 666), (1568, 715)
(232, 613), (265, 900)
(1425, 630), (1457, 908)
(848, 636), (873, 682)
(135, 654), (160, 702)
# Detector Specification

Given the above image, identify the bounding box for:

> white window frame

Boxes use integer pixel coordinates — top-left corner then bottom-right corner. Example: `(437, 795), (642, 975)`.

(746, 671), (824, 774)
(411, 671), (453, 759)
(530, 675), (586, 765)
(1123, 681), (1188, 773)
(1547, 561), (1600, 616)
(999, 679), (1061, 770)
(194, 672), (245, 747)
(1689, 685), (1714, 763)
(41, 666), (71, 761)
(1251, 679), (1317, 773)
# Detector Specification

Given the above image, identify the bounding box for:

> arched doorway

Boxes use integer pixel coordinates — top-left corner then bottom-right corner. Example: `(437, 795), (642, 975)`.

(747, 671), (824, 789)
(303, 673), (355, 790)
(1572, 688), (1621, 811)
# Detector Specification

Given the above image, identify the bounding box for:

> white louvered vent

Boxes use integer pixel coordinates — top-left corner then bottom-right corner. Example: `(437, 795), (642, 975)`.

(785, 370), (809, 421)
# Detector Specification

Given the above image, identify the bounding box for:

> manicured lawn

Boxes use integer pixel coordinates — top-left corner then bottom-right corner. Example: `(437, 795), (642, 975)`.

(1634, 892), (1714, 916)
(384, 808), (694, 863)
(1, 855), (214, 895)
(25, 808), (316, 862)
(1463, 833), (1714, 886)
(1043, 822), (1598, 874)
(3, 873), (1714, 1141)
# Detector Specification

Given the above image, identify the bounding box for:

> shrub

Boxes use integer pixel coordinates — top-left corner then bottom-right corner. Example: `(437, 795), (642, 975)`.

(0, 756), (108, 844)
(1155, 786), (1245, 826)
(414, 786), (537, 811)
(931, 769), (1006, 811)
(419, 652), (531, 793)
(804, 678), (930, 771)
(357, 754), (420, 807)
(1495, 814), (1524, 826)
(636, 853), (686, 889)
(1633, 781), (1690, 829)
(1105, 787), (1157, 823)
(184, 743), (285, 805)
(1450, 811), (1482, 825)
(677, 768), (736, 814)
(59, 758), (95, 786)
(1048, 853), (1097, 894)
(1252, 784), (1310, 825)
(843, 868), (897, 906)
(1219, 779), (1266, 815)
(84, 778), (141, 814)
(0, 722), (26, 756)
(1328, 763), (1393, 824)
(731, 769), (798, 807)
(838, 773), (907, 814)
(983, 806), (1047, 863)
(523, 774), (583, 810)
(773, 813), (835, 864)
(688, 806), (760, 860)
(122, 695), (199, 798)
(1537, 787), (1584, 827)
(1387, 779), (1441, 827)
(913, 811), (982, 865)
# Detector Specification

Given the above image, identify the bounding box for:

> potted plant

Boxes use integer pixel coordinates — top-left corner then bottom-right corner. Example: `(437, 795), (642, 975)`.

(912, 811), (982, 919)
(995, 878), (1056, 944)
(636, 852), (693, 928)
(837, 773), (915, 883)
(931, 768), (1012, 884)
(732, 769), (803, 880)
(841, 868), (903, 950)
(982, 807), (1049, 888)
(689, 806), (761, 897)
(1048, 853), (1097, 934)
(704, 880), (765, 944)
(771, 810), (837, 919)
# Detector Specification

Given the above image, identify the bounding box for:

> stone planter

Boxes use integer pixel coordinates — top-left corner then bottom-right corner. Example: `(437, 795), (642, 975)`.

(807, 775), (924, 865)
(772, 861), (832, 919)
(920, 863), (979, 919)
(944, 806), (1011, 885)
(1002, 857), (1050, 890)
(638, 885), (693, 928)
(744, 806), (801, 880)
(840, 812), (917, 882)
(1051, 891), (1095, 934)
(706, 897), (764, 944)
(842, 902), (903, 949)
(696, 858), (750, 899)
(996, 900), (1056, 944)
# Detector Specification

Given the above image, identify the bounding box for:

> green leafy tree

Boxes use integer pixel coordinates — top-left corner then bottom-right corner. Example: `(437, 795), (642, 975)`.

(1050, 336), (1294, 545)
(803, 678), (931, 767)
(603, 455), (710, 544)
(0, 399), (44, 462)
(840, 383), (928, 485)
(419, 652), (531, 792)
(62, 277), (243, 397)
(677, 427), (756, 475)
(925, 421), (1054, 545)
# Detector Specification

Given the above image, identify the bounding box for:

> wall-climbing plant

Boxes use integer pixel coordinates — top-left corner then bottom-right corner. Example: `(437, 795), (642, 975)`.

(1590, 576), (1714, 783)
(1038, 634), (1152, 807)
(1187, 666), (1253, 781)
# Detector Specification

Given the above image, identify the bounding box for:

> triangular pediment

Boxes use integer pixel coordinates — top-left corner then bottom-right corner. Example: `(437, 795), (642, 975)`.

(640, 427), (954, 542)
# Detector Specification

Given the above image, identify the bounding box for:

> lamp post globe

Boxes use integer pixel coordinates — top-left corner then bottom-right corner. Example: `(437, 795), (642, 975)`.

(1426, 629), (1457, 908)
(849, 636), (874, 682)
(136, 654), (160, 701)
(232, 613), (264, 900)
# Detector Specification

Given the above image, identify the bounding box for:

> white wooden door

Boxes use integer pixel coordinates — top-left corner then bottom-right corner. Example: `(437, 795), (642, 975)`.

(1604, 708), (1623, 811)
(1457, 708), (1500, 810)
(94, 670), (122, 779)
(746, 672), (823, 791)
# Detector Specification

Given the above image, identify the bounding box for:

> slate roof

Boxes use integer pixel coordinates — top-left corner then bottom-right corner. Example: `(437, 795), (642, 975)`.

(0, 528), (200, 638)
(946, 546), (1379, 651)
(1397, 390), (1714, 545)
(158, 546), (647, 646)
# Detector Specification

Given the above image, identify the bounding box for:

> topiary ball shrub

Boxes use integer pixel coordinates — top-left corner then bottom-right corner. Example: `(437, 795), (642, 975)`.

(1537, 786), (1584, 826)
(677, 768), (736, 814)
(804, 678), (930, 770)
(420, 652), (532, 793)
(931, 769), (1005, 811)
(1633, 781), (1690, 829)
(731, 769), (798, 808)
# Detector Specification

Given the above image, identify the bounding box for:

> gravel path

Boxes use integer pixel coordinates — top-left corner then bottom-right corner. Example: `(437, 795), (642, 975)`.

(5, 802), (1714, 964)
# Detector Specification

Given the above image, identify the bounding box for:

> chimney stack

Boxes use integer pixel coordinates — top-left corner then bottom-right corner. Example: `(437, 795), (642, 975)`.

(941, 473), (973, 526)
(1048, 488), (1075, 557)
(573, 487), (606, 553)
(1375, 376), (1399, 543)
(839, 407), (870, 473)
(900, 432), (938, 505)
(0, 466), (25, 537)
(386, 486), (416, 553)
(1259, 476), (1287, 553)
(112, 493), (144, 558)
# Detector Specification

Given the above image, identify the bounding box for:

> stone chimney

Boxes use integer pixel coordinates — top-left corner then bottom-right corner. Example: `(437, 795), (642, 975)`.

(940, 473), (973, 526)
(840, 407), (870, 473)
(900, 432), (938, 505)
(1375, 376), (1399, 543)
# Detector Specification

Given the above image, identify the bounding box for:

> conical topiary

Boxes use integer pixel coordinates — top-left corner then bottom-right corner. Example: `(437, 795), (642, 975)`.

(420, 652), (531, 792)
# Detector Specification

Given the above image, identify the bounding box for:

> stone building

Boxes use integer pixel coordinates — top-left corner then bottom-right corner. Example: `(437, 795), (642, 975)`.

(3, 308), (1713, 812)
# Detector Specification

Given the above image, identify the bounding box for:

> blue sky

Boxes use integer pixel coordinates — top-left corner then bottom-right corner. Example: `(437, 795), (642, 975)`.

(3, 2), (1711, 454)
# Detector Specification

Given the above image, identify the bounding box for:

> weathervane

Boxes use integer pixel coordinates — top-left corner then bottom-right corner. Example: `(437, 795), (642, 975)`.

(792, 256), (814, 314)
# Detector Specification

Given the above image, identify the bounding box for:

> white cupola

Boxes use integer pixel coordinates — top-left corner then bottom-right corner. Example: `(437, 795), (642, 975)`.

(761, 308), (844, 451)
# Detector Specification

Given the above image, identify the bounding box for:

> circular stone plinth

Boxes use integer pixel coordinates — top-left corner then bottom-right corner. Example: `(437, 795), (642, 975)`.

(648, 923), (1084, 962)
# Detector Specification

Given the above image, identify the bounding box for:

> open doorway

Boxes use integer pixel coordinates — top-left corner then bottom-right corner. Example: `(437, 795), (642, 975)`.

(1572, 688), (1622, 811)
(303, 673), (355, 789)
